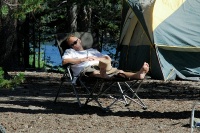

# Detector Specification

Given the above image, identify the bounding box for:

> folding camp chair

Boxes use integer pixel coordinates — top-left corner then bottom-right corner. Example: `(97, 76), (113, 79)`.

(190, 102), (200, 133)
(0, 124), (6, 133)
(84, 75), (148, 111)
(54, 32), (100, 107)
(54, 32), (148, 110)
(54, 63), (89, 107)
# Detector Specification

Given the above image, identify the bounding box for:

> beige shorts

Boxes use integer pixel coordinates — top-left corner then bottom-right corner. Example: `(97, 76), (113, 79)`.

(80, 65), (119, 77)
(80, 65), (100, 77)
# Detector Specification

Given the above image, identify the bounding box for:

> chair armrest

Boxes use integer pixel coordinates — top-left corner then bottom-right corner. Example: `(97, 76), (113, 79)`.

(62, 63), (73, 69)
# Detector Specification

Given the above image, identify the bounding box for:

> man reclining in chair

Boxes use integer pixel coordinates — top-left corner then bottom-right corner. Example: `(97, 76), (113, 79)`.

(62, 35), (149, 80)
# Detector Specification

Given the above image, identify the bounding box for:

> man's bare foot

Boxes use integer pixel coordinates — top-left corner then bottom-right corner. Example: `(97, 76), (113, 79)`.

(135, 62), (149, 79)
(113, 62), (149, 80)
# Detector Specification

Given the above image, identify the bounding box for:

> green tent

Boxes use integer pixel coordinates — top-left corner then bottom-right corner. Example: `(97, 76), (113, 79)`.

(118, 0), (200, 81)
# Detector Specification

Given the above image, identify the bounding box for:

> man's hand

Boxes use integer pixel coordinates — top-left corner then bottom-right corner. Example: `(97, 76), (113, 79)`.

(81, 56), (95, 62)
(86, 55), (111, 61)
(87, 56), (99, 60)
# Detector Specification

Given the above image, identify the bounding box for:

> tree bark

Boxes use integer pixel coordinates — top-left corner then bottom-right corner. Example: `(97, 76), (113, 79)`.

(0, 1), (16, 70)
(68, 3), (78, 32)
(23, 15), (30, 68)
(78, 5), (91, 31)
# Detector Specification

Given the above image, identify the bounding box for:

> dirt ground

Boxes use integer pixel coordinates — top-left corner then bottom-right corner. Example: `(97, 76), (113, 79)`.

(1, 71), (200, 133)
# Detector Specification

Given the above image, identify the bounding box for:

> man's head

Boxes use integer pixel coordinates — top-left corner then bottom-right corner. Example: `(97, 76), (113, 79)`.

(66, 35), (84, 51)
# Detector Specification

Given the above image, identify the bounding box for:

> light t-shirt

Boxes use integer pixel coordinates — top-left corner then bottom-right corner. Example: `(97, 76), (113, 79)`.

(62, 48), (106, 76)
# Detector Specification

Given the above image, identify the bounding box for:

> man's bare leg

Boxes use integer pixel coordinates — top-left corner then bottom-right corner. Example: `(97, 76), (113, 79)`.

(119, 62), (149, 79)
(90, 70), (110, 78)
(90, 62), (149, 79)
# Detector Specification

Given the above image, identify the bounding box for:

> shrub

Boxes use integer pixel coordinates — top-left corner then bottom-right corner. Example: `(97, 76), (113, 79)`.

(0, 68), (24, 89)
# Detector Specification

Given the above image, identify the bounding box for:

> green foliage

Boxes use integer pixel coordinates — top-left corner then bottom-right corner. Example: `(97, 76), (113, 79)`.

(2, 0), (122, 42)
(1, 0), (122, 70)
(0, 0), (44, 20)
(0, 68), (24, 90)
(29, 51), (45, 68)
(14, 0), (44, 21)
(0, 5), (9, 18)
(90, 0), (122, 40)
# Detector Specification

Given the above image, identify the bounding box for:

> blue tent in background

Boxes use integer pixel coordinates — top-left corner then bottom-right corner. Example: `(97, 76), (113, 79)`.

(118, 0), (200, 81)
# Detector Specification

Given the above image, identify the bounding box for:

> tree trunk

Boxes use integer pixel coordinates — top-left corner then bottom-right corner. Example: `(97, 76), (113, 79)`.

(0, 1), (16, 70)
(77, 5), (92, 32)
(67, 3), (78, 32)
(66, 2), (92, 33)
(23, 15), (30, 68)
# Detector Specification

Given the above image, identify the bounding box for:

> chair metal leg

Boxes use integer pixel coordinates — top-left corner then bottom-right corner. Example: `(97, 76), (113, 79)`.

(54, 79), (64, 103)
(105, 82), (129, 109)
(54, 72), (82, 106)
(79, 79), (92, 94)
(54, 70), (68, 103)
(117, 82), (128, 104)
(124, 81), (147, 109)
(191, 104), (195, 133)
(84, 80), (103, 105)
(105, 81), (147, 110)
(71, 83), (82, 107)
(84, 79), (147, 111)
(191, 102), (200, 133)
(0, 124), (6, 133)
(54, 79), (82, 107)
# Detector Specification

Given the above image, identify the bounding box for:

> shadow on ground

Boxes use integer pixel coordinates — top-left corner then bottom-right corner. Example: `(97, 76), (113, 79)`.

(0, 72), (200, 118)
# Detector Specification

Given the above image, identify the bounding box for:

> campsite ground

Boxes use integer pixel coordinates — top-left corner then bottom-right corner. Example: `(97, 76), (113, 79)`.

(0, 71), (200, 133)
